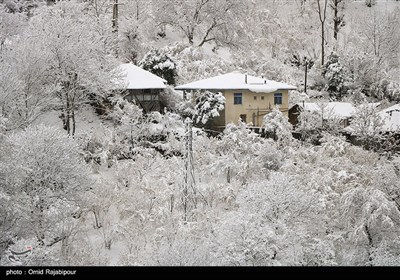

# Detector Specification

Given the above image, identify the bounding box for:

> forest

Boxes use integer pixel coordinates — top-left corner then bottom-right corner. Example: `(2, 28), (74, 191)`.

(1, 0), (400, 266)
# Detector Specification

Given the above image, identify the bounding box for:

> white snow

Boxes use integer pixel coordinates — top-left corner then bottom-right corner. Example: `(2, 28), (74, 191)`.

(175, 72), (297, 92)
(295, 102), (356, 119)
(115, 63), (167, 90)
(378, 104), (400, 132)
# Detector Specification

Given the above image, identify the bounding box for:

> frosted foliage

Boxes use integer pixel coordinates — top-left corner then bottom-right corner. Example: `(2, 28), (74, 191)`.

(154, 0), (244, 47)
(12, 1), (119, 136)
(167, 43), (232, 84)
(263, 107), (293, 142)
(193, 91), (225, 125)
(349, 104), (385, 142)
(0, 114), (7, 136)
(1, 125), (90, 250)
(211, 173), (333, 266)
(139, 48), (177, 85)
(209, 122), (285, 185)
(338, 187), (400, 265)
(1, 0), (400, 267)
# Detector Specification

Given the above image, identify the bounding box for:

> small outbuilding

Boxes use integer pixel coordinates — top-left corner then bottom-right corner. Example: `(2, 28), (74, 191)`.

(116, 63), (167, 113)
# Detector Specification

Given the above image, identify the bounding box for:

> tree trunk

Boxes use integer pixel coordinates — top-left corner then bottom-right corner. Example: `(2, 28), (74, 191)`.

(188, 31), (194, 45)
(36, 199), (45, 246)
(72, 107), (76, 137)
(66, 94), (71, 136)
(304, 59), (308, 93)
(321, 21), (325, 66)
(333, 0), (338, 40)
(317, 0), (328, 67)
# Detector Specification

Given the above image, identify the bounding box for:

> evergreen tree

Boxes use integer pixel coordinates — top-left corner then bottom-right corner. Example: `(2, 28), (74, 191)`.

(323, 52), (349, 100)
(139, 49), (177, 85)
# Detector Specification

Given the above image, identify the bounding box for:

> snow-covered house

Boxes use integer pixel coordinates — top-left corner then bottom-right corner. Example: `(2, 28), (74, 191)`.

(116, 63), (167, 113)
(289, 102), (356, 128)
(379, 104), (400, 132)
(175, 72), (297, 129)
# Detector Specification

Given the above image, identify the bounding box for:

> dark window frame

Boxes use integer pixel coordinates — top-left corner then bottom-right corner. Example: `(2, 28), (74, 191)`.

(234, 93), (243, 105)
(274, 93), (283, 105)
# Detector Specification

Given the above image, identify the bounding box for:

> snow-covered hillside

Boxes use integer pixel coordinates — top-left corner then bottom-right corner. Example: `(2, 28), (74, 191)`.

(1, 0), (400, 267)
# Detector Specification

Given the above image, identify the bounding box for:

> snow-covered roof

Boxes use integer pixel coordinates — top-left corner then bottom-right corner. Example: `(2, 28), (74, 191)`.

(378, 104), (400, 132)
(175, 72), (297, 92)
(115, 63), (167, 89)
(293, 102), (356, 119)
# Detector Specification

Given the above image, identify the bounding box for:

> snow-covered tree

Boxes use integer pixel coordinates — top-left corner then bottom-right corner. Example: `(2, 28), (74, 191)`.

(22, 2), (119, 136)
(1, 124), (91, 253)
(154, 0), (245, 47)
(0, 36), (56, 130)
(263, 107), (293, 144)
(365, 0), (377, 8)
(358, 8), (400, 70)
(192, 90), (225, 126)
(211, 173), (329, 266)
(323, 52), (349, 100)
(0, 114), (7, 137)
(295, 109), (323, 143)
(0, 8), (26, 54)
(348, 103), (385, 149)
(316, 0), (328, 66)
(139, 48), (177, 85)
(330, 0), (345, 41)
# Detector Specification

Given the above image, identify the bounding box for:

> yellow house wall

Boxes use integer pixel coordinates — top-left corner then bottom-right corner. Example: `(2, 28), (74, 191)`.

(223, 89), (289, 127)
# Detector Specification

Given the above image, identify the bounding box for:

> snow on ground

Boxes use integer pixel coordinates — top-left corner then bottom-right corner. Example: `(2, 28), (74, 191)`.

(34, 104), (110, 136)
(202, 42), (233, 62)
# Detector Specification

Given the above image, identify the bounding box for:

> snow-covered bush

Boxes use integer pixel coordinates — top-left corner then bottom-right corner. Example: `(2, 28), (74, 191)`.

(263, 107), (293, 144)
(211, 173), (328, 266)
(348, 103), (385, 149)
(295, 109), (323, 143)
(208, 122), (284, 185)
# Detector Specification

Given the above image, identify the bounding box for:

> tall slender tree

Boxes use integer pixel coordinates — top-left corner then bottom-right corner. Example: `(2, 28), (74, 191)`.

(317, 0), (328, 66)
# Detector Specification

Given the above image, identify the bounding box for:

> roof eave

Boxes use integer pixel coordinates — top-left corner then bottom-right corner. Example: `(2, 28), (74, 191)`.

(175, 87), (297, 91)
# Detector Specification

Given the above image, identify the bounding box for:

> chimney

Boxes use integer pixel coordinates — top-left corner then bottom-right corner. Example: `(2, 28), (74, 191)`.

(245, 74), (248, 84)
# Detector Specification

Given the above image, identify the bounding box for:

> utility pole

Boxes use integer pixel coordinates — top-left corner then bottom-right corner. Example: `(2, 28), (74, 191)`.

(182, 117), (196, 223)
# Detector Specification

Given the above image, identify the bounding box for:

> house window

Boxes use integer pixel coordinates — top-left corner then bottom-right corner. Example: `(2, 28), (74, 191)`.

(240, 114), (247, 123)
(254, 96), (257, 100)
(261, 96), (265, 100)
(234, 93), (242, 105)
(274, 93), (283, 105)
